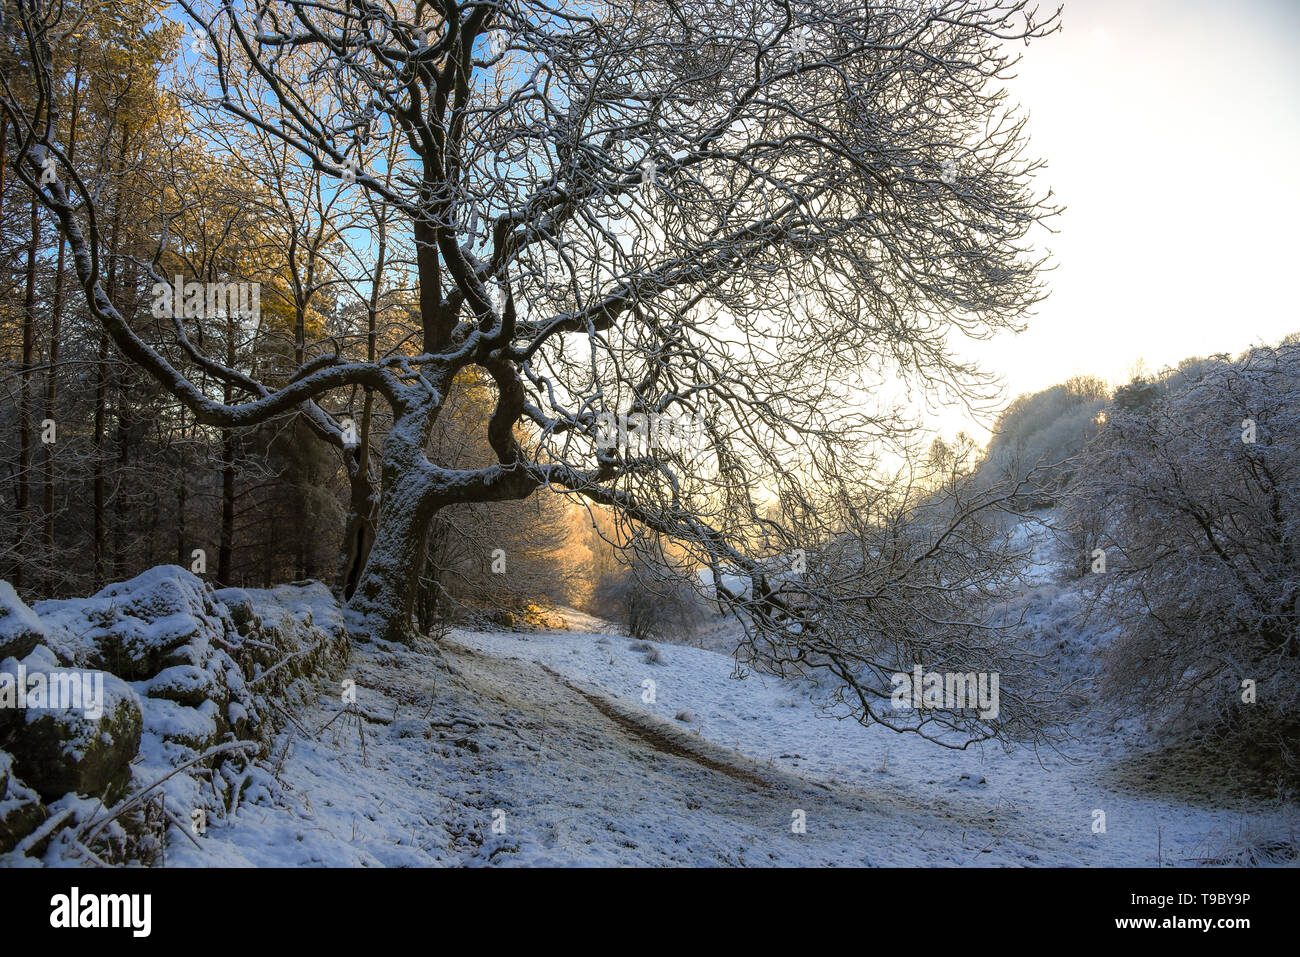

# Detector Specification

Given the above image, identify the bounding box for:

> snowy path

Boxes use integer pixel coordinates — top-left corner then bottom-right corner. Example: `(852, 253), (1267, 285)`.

(169, 618), (1292, 867)
(454, 626), (1292, 866)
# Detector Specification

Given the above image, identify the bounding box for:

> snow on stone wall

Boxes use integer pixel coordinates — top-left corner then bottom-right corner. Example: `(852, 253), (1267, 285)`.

(0, 567), (349, 861)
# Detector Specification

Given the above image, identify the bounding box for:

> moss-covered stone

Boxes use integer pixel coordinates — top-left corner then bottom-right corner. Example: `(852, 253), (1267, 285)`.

(139, 664), (226, 709)
(0, 754), (47, 853)
(213, 587), (260, 636)
(0, 583), (45, 662)
(1, 573), (349, 827)
(140, 697), (223, 752)
(4, 664), (142, 804)
(37, 567), (236, 681)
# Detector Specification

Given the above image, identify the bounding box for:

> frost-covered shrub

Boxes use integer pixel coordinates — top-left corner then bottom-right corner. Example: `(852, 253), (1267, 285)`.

(1066, 343), (1300, 784)
(593, 556), (706, 643)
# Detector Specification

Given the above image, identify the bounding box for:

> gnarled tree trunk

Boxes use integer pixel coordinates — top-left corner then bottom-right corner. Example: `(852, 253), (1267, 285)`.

(344, 402), (442, 644)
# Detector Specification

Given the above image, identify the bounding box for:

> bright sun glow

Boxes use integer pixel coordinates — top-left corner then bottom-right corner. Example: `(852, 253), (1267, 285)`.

(936, 0), (1300, 441)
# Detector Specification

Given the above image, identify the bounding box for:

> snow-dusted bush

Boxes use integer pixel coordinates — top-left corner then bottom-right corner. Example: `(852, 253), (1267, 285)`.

(1194, 815), (1299, 866)
(727, 443), (1070, 747)
(1066, 343), (1300, 783)
(593, 560), (706, 644)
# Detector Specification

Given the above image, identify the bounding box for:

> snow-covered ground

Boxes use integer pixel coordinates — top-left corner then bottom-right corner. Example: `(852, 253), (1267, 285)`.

(149, 609), (1293, 867)
(7, 516), (1293, 867)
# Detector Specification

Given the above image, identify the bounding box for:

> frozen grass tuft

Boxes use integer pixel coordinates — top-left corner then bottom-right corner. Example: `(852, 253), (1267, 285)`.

(1188, 815), (1300, 866)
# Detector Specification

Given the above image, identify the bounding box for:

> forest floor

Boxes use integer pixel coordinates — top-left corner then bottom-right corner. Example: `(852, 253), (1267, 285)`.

(165, 603), (1298, 867)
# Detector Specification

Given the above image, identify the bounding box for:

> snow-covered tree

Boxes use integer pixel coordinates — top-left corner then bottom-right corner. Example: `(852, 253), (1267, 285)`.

(1066, 342), (1300, 777)
(5, 0), (1063, 750)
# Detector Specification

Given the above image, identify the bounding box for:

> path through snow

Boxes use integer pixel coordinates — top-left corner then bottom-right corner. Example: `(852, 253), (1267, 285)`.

(166, 617), (1294, 866)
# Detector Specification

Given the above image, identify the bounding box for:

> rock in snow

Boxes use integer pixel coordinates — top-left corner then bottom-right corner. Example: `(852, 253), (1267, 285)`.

(0, 567), (349, 860)
(0, 581), (46, 661)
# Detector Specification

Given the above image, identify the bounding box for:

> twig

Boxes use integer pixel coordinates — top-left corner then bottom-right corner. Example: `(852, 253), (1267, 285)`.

(316, 703), (355, 736)
(248, 645), (318, 688)
(273, 729), (296, 780)
(81, 740), (257, 845)
(162, 806), (203, 851)
(270, 699), (316, 740)
(70, 839), (109, 867)
(14, 808), (73, 857)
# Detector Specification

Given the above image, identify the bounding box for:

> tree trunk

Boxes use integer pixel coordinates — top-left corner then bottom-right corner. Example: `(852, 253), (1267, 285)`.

(45, 56), (83, 594)
(339, 440), (377, 599)
(219, 433), (236, 584)
(93, 123), (129, 588)
(92, 328), (109, 587)
(44, 230), (68, 592)
(16, 197), (38, 592)
(0, 116), (7, 214)
(218, 308), (237, 585)
(345, 405), (441, 643)
(175, 451), (187, 569)
(112, 338), (133, 581)
(338, 220), (385, 598)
